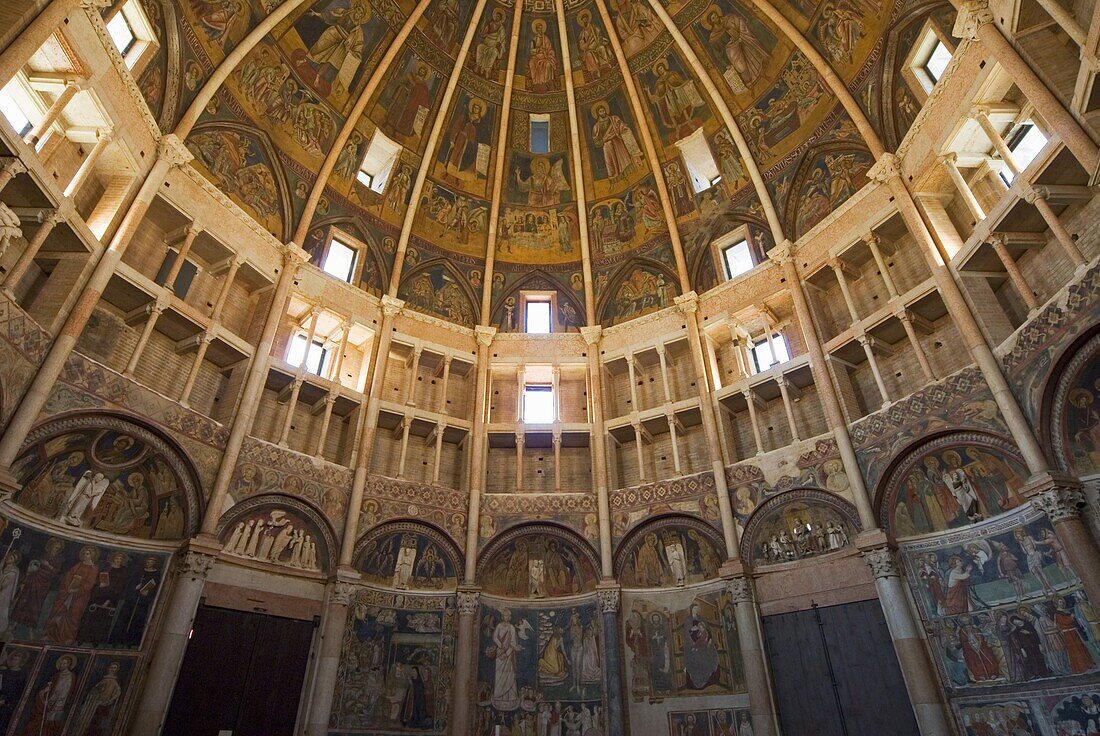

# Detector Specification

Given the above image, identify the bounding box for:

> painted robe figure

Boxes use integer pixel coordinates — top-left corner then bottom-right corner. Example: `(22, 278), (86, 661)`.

(19, 655), (76, 736)
(684, 603), (720, 689)
(491, 609), (522, 711)
(528, 20), (557, 92)
(44, 546), (99, 644)
(10, 538), (65, 633)
(591, 103), (638, 179)
(399, 665), (433, 728)
(71, 661), (122, 736)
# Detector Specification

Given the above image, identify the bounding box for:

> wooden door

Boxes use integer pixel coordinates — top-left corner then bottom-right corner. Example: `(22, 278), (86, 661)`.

(162, 604), (315, 736)
(763, 599), (921, 736)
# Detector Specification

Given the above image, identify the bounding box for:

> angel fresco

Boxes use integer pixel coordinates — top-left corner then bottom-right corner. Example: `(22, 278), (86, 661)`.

(513, 157), (570, 207)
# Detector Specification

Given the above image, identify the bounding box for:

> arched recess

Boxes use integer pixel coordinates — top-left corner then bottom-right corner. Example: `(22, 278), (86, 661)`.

(784, 140), (875, 239)
(397, 257), (480, 327)
(185, 121), (294, 241)
(614, 513), (725, 588)
(490, 269), (586, 333)
(874, 430), (1031, 541)
(686, 211), (770, 294)
(305, 217), (390, 294)
(476, 522), (601, 598)
(1042, 325), (1100, 477)
(596, 257), (681, 326)
(216, 492), (337, 573)
(11, 411), (203, 540)
(353, 518), (463, 591)
(739, 488), (860, 569)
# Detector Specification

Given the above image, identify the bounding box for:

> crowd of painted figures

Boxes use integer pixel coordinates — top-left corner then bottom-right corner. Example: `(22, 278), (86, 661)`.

(754, 507), (852, 565)
(621, 528), (722, 589)
(668, 708), (755, 736)
(222, 510), (321, 571)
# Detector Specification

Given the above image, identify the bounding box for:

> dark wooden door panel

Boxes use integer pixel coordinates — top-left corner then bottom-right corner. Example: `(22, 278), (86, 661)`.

(764, 608), (845, 736)
(234, 614), (315, 736)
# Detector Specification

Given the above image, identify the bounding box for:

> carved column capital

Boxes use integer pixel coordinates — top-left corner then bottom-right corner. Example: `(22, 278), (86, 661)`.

(674, 291), (699, 316)
(474, 325), (497, 346)
(1021, 473), (1086, 522)
(861, 546), (901, 579)
(1, 159), (27, 178)
(937, 151), (958, 166)
(157, 134), (194, 169)
(726, 576), (754, 604)
(952, 0), (995, 40)
(767, 240), (795, 265)
(49, 201), (75, 225)
(175, 549), (217, 578)
(330, 580), (361, 606)
(579, 325), (603, 346)
(381, 295), (405, 319)
(597, 585), (621, 614)
(283, 241), (310, 267)
(868, 153), (902, 183)
(0, 203), (21, 234)
(456, 588), (481, 616)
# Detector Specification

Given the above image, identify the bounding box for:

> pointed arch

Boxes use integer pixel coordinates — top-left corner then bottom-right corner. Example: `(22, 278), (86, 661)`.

(490, 269), (586, 332)
(596, 257), (681, 326)
(784, 139), (874, 239)
(397, 257), (481, 327)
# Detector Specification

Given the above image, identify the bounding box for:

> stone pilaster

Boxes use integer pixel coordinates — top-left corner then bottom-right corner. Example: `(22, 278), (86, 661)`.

(303, 575), (361, 736)
(597, 583), (626, 736)
(725, 576), (779, 736)
(450, 587), (481, 736)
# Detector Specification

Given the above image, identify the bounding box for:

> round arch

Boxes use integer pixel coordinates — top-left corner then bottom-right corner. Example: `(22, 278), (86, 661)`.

(353, 518), (464, 590)
(614, 513), (725, 588)
(216, 492), (338, 573)
(477, 522), (601, 598)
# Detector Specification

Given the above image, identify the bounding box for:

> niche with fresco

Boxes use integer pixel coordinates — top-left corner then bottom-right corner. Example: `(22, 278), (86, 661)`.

(476, 525), (600, 599)
(329, 588), (456, 735)
(1050, 329), (1100, 477)
(216, 494), (337, 573)
(881, 432), (1028, 539)
(617, 516), (724, 588)
(739, 489), (858, 568)
(354, 522), (461, 591)
(12, 415), (201, 541)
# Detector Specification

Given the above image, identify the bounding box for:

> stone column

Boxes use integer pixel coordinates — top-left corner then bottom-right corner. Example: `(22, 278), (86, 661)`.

(776, 375), (800, 441)
(1024, 473), (1100, 605)
(727, 577), (779, 736)
(597, 584), (626, 736)
(581, 325), (615, 578)
(939, 153), (985, 220)
(460, 326), (494, 578)
(972, 106), (1022, 174)
(954, 0), (1099, 173)
(514, 431), (525, 491)
(25, 79), (80, 148)
(0, 159), (26, 194)
(123, 299), (167, 377)
(1023, 185), (1088, 268)
(743, 389), (765, 455)
(896, 308), (936, 382)
(0, 204), (21, 261)
(178, 332), (214, 407)
(1035, 0), (1086, 43)
(314, 395), (338, 458)
(302, 577), (359, 736)
(0, 135), (193, 491)
(1, 202), (72, 293)
(860, 546), (953, 736)
(989, 234), (1039, 311)
(449, 587), (480, 736)
(126, 541), (219, 736)
(64, 127), (112, 197)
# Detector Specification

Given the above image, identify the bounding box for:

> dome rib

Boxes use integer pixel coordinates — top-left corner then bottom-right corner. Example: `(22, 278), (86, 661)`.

(643, 0), (787, 244)
(387, 0), (492, 297)
(480, 1), (527, 323)
(292, 0), (433, 247)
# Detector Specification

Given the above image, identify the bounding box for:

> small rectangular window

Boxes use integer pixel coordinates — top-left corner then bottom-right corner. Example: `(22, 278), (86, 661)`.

(1007, 123), (1048, 173)
(721, 240), (753, 280)
(287, 334), (329, 375)
(751, 335), (790, 373)
(525, 300), (551, 334)
(358, 129), (402, 193)
(154, 250), (198, 299)
(323, 239), (357, 283)
(0, 87), (32, 137)
(923, 40), (951, 83)
(530, 114), (550, 154)
(107, 11), (137, 56)
(676, 128), (721, 193)
(523, 384), (555, 423)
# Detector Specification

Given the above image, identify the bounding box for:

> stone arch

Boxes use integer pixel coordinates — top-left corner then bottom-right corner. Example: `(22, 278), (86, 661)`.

(739, 488), (860, 569)
(614, 514), (724, 588)
(13, 411), (203, 540)
(306, 217), (391, 295)
(1041, 325), (1100, 477)
(353, 518), (463, 591)
(785, 140), (875, 239)
(490, 269), (585, 332)
(477, 522), (600, 598)
(874, 430), (1030, 540)
(216, 493), (337, 573)
(397, 257), (480, 327)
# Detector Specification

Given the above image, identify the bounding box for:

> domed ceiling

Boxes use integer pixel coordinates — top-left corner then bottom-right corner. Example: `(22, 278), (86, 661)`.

(131, 0), (957, 328)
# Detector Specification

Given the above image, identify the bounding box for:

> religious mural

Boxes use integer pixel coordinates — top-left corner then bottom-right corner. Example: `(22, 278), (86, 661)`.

(433, 93), (497, 198)
(598, 262), (678, 325)
(355, 523), (460, 591)
(622, 586), (745, 701)
(330, 588), (455, 734)
(901, 508), (1100, 692)
(1051, 330), (1100, 477)
(639, 54), (711, 141)
(952, 685), (1100, 735)
(668, 707), (754, 736)
(0, 515), (168, 649)
(372, 50), (443, 149)
(691, 2), (776, 98)
(588, 180), (668, 258)
(13, 415), (200, 540)
(568, 8), (617, 83)
(883, 433), (1029, 539)
(607, 0), (661, 58)
(478, 527), (600, 599)
(518, 17), (561, 93)
(466, 5), (512, 82)
(617, 519), (724, 588)
(741, 491), (857, 567)
(398, 261), (479, 327)
(413, 182), (491, 257)
(789, 146), (872, 237)
(217, 496), (334, 573)
(736, 54), (825, 161)
(475, 598), (604, 735)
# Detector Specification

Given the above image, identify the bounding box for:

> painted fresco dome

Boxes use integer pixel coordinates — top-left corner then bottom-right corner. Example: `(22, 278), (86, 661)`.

(136, 0), (924, 328)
